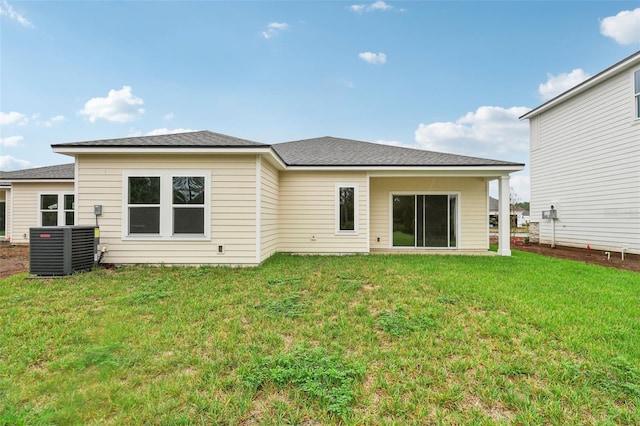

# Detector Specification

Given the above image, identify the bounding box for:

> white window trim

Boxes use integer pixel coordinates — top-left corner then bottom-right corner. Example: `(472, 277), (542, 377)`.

(122, 170), (211, 241)
(37, 192), (75, 226)
(335, 182), (359, 235)
(387, 191), (461, 249)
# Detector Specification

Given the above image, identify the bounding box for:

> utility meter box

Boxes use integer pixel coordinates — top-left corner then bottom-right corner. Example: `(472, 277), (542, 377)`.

(542, 210), (557, 220)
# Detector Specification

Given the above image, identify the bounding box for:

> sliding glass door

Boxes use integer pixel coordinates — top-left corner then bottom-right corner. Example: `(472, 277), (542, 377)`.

(392, 194), (457, 248)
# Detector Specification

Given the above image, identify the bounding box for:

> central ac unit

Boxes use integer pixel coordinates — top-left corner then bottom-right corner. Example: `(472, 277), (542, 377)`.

(29, 226), (97, 276)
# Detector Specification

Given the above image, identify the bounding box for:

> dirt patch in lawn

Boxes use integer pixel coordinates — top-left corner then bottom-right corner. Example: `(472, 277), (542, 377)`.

(0, 243), (29, 278)
(515, 242), (640, 273)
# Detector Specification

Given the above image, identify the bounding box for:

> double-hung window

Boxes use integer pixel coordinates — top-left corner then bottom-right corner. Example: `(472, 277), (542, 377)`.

(335, 183), (358, 234)
(635, 69), (640, 119)
(124, 171), (210, 239)
(172, 176), (205, 234)
(39, 193), (74, 226)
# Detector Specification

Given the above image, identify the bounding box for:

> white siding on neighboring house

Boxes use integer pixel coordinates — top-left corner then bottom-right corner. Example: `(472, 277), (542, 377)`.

(6, 182), (75, 244)
(369, 176), (489, 251)
(260, 157), (279, 262)
(76, 154), (259, 265)
(530, 67), (640, 254)
(278, 171), (369, 253)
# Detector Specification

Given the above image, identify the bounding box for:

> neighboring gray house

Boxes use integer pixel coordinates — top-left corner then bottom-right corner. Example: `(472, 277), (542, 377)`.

(521, 51), (640, 255)
(0, 164), (75, 243)
(488, 197), (529, 228)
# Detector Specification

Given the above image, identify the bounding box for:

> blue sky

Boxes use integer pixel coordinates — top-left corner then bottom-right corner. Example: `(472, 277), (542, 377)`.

(1, 1), (639, 200)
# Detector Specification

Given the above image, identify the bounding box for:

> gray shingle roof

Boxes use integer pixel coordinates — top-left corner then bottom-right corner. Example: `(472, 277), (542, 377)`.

(52, 130), (266, 148)
(48, 131), (523, 168)
(0, 163), (75, 180)
(272, 137), (524, 167)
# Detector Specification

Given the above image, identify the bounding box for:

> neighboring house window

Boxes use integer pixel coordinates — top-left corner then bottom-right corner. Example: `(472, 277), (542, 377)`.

(64, 195), (75, 225)
(39, 193), (74, 226)
(335, 184), (358, 234)
(635, 69), (640, 119)
(124, 171), (210, 239)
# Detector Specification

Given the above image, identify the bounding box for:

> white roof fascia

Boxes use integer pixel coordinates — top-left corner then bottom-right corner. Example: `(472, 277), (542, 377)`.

(51, 147), (274, 155)
(3, 179), (73, 183)
(264, 149), (287, 170)
(521, 51), (640, 120)
(288, 165), (524, 175)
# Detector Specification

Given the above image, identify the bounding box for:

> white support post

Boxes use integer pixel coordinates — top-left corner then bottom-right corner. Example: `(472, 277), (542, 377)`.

(497, 175), (511, 256)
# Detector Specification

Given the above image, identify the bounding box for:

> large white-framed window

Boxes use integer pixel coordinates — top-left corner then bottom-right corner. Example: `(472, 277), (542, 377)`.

(123, 170), (211, 240)
(38, 192), (75, 226)
(634, 69), (640, 120)
(335, 183), (359, 235)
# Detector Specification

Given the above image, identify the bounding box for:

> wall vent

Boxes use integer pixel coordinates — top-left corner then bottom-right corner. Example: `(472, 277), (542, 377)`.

(29, 226), (97, 276)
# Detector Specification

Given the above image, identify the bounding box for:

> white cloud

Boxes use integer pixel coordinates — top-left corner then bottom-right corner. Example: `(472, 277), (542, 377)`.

(41, 115), (65, 127)
(359, 51), (387, 64)
(369, 1), (392, 11)
(538, 69), (591, 101)
(0, 135), (23, 147)
(0, 0), (34, 28)
(145, 128), (197, 136)
(163, 112), (174, 121)
(262, 22), (288, 39)
(488, 170), (530, 201)
(0, 111), (28, 126)
(350, 1), (393, 13)
(414, 106), (530, 160)
(600, 8), (640, 45)
(0, 155), (31, 170)
(509, 172), (530, 202)
(78, 86), (145, 123)
(338, 79), (355, 89)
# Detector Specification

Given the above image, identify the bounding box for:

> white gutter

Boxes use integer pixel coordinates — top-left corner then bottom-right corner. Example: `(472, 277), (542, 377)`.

(3, 179), (73, 183)
(52, 146), (275, 155)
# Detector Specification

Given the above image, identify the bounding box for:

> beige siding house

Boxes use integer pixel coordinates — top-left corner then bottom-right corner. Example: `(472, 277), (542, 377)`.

(0, 164), (75, 244)
(48, 131), (523, 265)
(521, 51), (640, 255)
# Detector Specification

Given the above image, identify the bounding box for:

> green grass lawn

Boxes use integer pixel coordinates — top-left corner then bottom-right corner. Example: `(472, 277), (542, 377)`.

(1, 252), (639, 424)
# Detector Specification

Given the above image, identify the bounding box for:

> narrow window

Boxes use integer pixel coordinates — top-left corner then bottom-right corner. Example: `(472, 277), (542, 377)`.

(635, 69), (640, 119)
(336, 184), (358, 234)
(40, 194), (59, 226)
(172, 176), (205, 234)
(128, 177), (160, 234)
(64, 194), (75, 225)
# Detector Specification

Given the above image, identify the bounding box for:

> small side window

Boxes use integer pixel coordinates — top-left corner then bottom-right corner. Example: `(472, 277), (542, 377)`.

(40, 194), (59, 226)
(335, 184), (358, 234)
